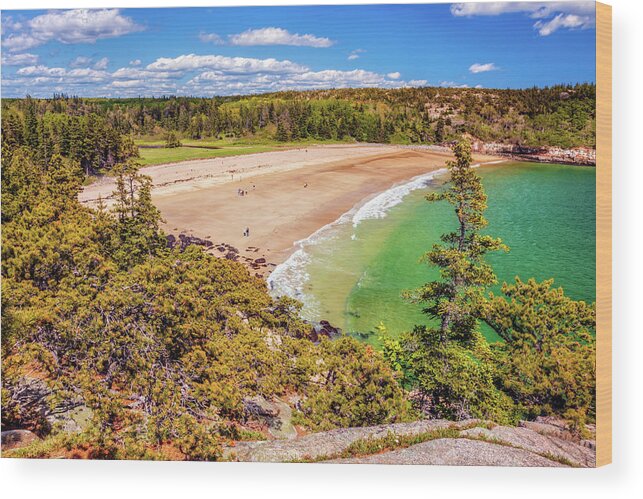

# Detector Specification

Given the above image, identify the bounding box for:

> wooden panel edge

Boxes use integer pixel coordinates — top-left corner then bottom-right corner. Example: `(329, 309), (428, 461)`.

(596, 1), (612, 467)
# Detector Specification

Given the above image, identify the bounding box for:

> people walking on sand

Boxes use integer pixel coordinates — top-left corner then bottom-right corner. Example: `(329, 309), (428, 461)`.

(243, 227), (250, 237)
(304, 182), (308, 188)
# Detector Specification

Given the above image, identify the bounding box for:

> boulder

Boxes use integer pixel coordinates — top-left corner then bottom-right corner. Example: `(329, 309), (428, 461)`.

(1, 429), (39, 451)
(225, 418), (595, 466)
(167, 233), (214, 251)
(309, 320), (342, 342)
(46, 404), (93, 434)
(243, 396), (297, 440)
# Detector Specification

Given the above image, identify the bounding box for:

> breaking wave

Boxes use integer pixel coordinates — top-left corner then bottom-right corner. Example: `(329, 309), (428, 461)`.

(267, 168), (448, 311)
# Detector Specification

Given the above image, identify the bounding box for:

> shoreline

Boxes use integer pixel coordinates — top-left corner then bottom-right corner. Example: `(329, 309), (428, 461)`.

(266, 158), (508, 304)
(80, 145), (504, 279)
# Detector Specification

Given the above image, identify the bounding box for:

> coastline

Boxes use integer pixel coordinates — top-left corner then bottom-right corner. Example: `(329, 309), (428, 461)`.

(80, 145), (503, 278)
(266, 157), (507, 309)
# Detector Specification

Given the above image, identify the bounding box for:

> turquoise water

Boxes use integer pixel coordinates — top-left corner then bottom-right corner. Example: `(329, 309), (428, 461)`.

(270, 162), (596, 346)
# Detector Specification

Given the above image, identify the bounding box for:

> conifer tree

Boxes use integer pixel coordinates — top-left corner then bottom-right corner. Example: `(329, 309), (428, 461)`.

(393, 140), (514, 422)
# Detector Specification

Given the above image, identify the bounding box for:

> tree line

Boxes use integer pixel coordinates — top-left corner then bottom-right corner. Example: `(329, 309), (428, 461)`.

(2, 83), (595, 159)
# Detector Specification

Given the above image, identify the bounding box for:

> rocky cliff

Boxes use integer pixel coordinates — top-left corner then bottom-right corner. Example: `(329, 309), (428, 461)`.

(471, 141), (596, 166)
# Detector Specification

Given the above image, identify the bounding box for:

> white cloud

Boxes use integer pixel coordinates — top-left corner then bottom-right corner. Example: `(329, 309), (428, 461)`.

(469, 62), (498, 73)
(451, 1), (595, 36)
(17, 65), (67, 77)
(534, 13), (593, 36)
(94, 57), (109, 70)
(228, 27), (334, 47)
(70, 56), (93, 67)
(28, 9), (143, 44)
(451, 2), (594, 17)
(1, 52), (39, 65)
(1, 33), (42, 52)
(199, 32), (225, 45)
(146, 53), (307, 74)
(129, 59), (142, 66)
(348, 48), (366, 61)
(110, 80), (146, 88)
(112, 67), (179, 80)
(2, 16), (23, 31)
(5, 51), (422, 97)
(69, 56), (109, 70)
(185, 68), (425, 95)
(16, 65), (110, 84)
(2, 9), (143, 52)
(440, 81), (470, 88)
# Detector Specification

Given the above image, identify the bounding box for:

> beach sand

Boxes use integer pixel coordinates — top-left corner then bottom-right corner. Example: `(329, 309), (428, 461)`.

(80, 145), (501, 277)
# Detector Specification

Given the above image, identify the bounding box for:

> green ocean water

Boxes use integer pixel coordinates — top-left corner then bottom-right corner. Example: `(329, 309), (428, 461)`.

(270, 162), (596, 346)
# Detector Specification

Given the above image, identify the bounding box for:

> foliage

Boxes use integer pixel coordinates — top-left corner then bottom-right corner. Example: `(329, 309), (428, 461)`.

(1, 147), (409, 459)
(481, 278), (596, 429)
(292, 337), (412, 431)
(2, 84), (596, 157)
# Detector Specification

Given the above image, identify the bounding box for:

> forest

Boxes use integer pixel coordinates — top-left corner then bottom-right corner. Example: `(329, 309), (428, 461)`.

(1, 86), (596, 459)
(1, 83), (596, 176)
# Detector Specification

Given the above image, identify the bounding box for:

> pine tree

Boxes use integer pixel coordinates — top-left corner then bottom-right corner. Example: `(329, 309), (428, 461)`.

(393, 140), (514, 422)
(164, 130), (182, 148)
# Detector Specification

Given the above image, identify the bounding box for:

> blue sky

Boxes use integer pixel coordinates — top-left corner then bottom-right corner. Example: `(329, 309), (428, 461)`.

(1, 2), (597, 97)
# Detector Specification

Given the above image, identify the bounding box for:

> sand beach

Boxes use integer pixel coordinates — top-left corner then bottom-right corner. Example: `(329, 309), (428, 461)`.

(80, 144), (501, 276)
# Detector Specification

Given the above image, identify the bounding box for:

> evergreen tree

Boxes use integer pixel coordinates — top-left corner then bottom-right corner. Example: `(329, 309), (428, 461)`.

(164, 130), (182, 148)
(110, 160), (165, 269)
(391, 140), (514, 422)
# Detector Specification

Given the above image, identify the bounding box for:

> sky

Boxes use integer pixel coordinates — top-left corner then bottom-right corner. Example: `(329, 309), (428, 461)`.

(1, 2), (597, 97)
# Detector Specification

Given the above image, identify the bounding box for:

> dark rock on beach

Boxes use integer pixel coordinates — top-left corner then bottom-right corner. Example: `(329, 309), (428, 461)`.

(308, 320), (342, 342)
(167, 233), (214, 250)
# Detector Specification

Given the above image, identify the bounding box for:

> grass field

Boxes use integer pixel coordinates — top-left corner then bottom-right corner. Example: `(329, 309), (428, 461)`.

(134, 137), (351, 166)
(137, 145), (281, 166)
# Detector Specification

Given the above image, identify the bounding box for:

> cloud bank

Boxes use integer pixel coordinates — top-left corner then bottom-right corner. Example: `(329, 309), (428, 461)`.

(1, 9), (143, 52)
(451, 1), (595, 36)
(199, 27), (334, 48)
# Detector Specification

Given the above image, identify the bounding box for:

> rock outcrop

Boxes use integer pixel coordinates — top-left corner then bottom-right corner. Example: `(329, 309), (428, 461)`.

(1, 429), (39, 451)
(243, 396), (297, 440)
(328, 438), (561, 467)
(471, 141), (596, 166)
(225, 419), (595, 467)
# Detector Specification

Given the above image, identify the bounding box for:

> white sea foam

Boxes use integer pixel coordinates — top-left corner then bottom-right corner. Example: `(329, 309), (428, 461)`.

(268, 168), (449, 308)
(351, 168), (447, 226)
